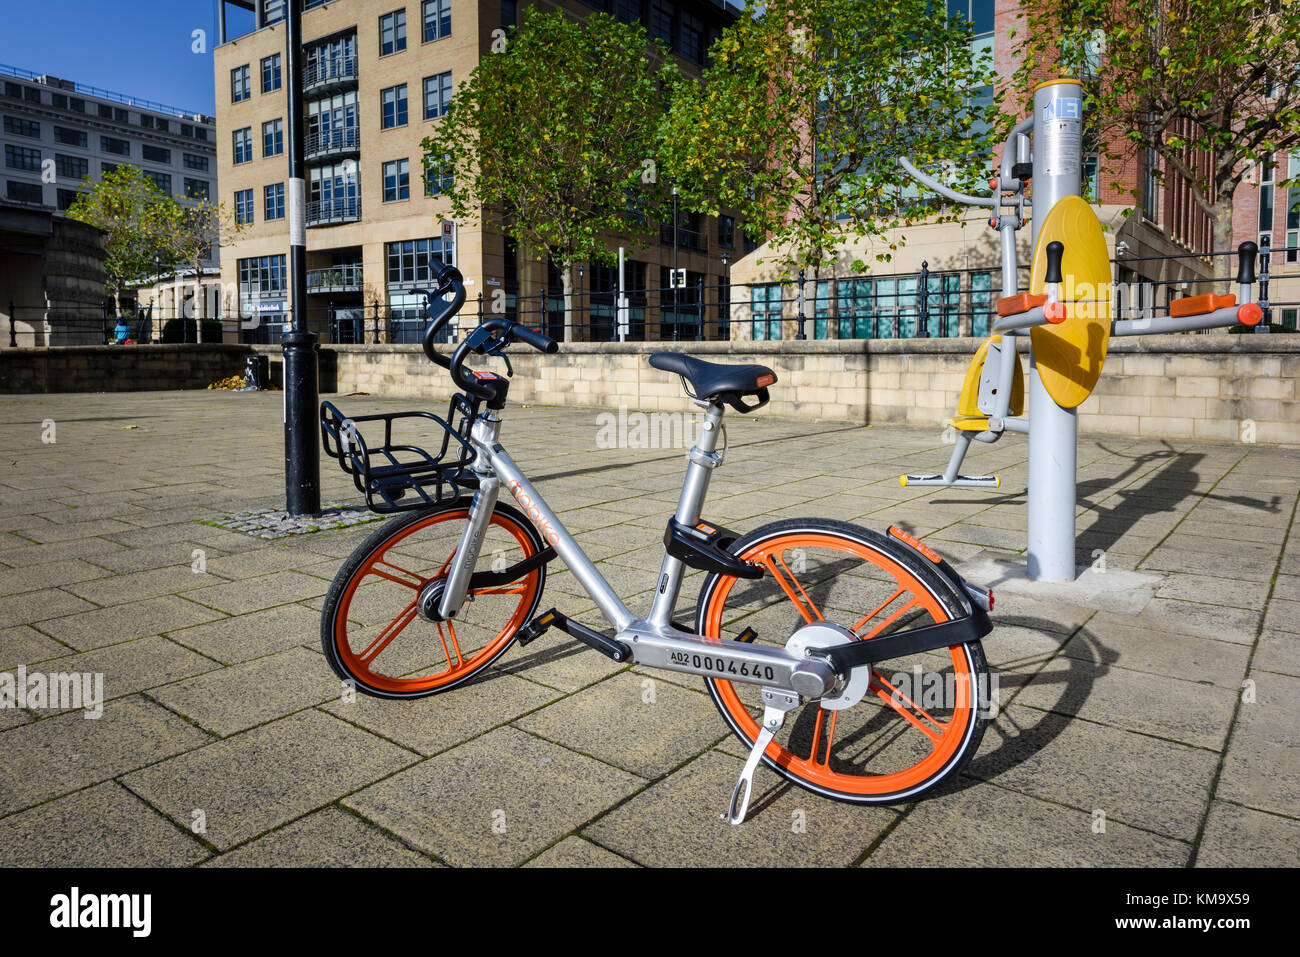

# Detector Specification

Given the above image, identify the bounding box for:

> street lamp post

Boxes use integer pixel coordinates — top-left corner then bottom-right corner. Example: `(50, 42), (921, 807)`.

(282, 0), (321, 517)
(672, 185), (679, 342)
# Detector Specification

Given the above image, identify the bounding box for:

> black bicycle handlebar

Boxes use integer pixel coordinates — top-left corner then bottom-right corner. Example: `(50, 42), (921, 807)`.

(417, 263), (559, 401)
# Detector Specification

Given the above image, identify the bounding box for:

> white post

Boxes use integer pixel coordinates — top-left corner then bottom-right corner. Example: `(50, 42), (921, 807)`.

(1026, 79), (1084, 582)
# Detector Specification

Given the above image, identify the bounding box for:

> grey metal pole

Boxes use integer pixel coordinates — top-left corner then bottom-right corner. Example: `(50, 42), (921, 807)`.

(918, 260), (930, 337)
(1026, 78), (1083, 581)
(282, 0), (320, 517)
(672, 186), (679, 342)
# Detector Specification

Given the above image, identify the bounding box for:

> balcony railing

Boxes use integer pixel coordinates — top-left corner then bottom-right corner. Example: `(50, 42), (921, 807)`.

(661, 225), (708, 253)
(303, 56), (358, 92)
(305, 126), (360, 159)
(306, 264), (363, 292)
(306, 197), (361, 226)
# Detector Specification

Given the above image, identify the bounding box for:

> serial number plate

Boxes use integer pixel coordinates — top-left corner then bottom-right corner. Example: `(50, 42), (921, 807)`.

(667, 649), (776, 682)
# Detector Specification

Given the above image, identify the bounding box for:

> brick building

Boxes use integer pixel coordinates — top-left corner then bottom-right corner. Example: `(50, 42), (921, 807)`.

(213, 0), (742, 345)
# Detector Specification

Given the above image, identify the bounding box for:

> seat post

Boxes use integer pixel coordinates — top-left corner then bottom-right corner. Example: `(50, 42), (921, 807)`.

(646, 401), (726, 630)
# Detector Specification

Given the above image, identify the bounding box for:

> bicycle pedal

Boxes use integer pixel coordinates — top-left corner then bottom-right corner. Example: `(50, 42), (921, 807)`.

(515, 608), (558, 647)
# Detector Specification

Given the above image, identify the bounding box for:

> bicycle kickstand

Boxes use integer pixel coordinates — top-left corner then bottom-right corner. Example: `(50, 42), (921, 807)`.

(727, 688), (800, 825)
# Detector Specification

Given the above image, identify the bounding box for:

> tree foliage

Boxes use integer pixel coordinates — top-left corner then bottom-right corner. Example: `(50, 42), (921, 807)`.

(1014, 0), (1300, 251)
(659, 0), (1003, 274)
(64, 165), (182, 309)
(421, 8), (677, 338)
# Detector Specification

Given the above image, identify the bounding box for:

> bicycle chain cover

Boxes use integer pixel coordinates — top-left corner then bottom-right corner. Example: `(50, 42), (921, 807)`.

(320, 394), (477, 513)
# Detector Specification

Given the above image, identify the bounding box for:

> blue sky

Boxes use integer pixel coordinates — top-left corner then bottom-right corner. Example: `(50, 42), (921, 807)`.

(0, 0), (251, 115)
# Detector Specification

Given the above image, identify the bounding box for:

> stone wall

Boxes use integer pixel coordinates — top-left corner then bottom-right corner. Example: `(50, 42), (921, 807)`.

(313, 335), (1300, 445)
(0, 344), (252, 393)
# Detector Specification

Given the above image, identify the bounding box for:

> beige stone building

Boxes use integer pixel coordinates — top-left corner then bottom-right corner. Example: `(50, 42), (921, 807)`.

(213, 0), (743, 345)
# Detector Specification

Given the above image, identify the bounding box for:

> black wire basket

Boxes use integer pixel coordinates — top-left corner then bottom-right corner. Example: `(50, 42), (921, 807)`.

(320, 395), (477, 513)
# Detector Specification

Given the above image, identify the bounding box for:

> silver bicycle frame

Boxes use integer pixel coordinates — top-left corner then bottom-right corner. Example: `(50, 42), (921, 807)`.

(435, 401), (839, 699)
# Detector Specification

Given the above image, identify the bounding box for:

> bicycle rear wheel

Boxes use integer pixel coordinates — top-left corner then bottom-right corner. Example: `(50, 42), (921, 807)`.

(321, 500), (546, 699)
(696, 518), (989, 805)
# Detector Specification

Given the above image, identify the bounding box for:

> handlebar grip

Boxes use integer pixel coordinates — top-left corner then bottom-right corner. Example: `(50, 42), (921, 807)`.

(1044, 241), (1065, 285)
(421, 265), (466, 367)
(511, 323), (558, 354)
(1236, 241), (1258, 285)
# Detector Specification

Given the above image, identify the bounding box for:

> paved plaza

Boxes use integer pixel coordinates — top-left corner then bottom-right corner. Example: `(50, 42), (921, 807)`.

(0, 389), (1297, 867)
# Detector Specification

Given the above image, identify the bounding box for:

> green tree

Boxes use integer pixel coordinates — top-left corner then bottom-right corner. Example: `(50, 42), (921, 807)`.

(1014, 0), (1300, 256)
(64, 165), (183, 314)
(659, 0), (1002, 276)
(421, 8), (677, 340)
(162, 198), (245, 320)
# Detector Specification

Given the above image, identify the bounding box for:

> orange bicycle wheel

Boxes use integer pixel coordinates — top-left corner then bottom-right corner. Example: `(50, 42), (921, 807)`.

(696, 518), (989, 805)
(320, 501), (546, 699)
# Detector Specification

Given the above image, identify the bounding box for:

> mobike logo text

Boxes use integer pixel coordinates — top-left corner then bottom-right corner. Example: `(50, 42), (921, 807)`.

(506, 479), (559, 546)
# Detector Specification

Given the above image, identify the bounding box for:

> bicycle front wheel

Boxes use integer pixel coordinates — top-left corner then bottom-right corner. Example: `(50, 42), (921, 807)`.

(696, 518), (989, 805)
(321, 500), (547, 699)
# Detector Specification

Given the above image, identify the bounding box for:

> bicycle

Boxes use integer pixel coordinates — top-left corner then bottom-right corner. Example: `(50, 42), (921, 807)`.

(319, 262), (996, 824)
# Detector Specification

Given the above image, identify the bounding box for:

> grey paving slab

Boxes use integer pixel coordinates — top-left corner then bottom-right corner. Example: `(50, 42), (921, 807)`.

(514, 671), (728, 779)
(324, 669), (562, 755)
(1195, 801), (1300, 868)
(0, 695), (212, 817)
(36, 595), (226, 651)
(39, 635), (219, 709)
(0, 625), (72, 670)
(65, 564), (231, 606)
(0, 588), (97, 628)
(344, 726), (644, 866)
(966, 705), (1220, 842)
(163, 602), (322, 663)
(1059, 619), (1250, 690)
(1215, 671), (1300, 819)
(147, 646), (339, 736)
(0, 782), (208, 867)
(1014, 654), (1239, 751)
(585, 749), (899, 867)
(1254, 629), (1300, 677)
(203, 806), (438, 868)
(0, 559), (115, 597)
(865, 782), (1190, 866)
(524, 835), (638, 868)
(122, 709), (415, 850)
(179, 570), (329, 615)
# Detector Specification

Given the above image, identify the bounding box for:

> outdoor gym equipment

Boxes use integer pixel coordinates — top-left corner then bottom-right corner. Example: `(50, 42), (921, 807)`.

(899, 78), (1264, 582)
(318, 262), (998, 824)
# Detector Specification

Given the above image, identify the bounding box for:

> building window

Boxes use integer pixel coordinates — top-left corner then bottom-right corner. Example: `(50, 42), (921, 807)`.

(232, 65), (251, 102)
(57, 187), (82, 211)
(717, 214), (734, 248)
(3, 116), (39, 138)
(381, 85), (408, 128)
(69, 97), (85, 113)
(6, 180), (42, 203)
(52, 93), (67, 109)
(234, 127), (253, 164)
(192, 127), (209, 142)
(649, 1), (674, 47)
(3, 81), (22, 98)
(238, 255), (287, 313)
(263, 118), (284, 157)
(185, 178), (210, 200)
(53, 126), (87, 147)
(146, 171), (172, 194)
(235, 188), (254, 224)
(96, 103), (112, 119)
(264, 0), (287, 24)
(423, 0), (451, 40)
(184, 152), (209, 171)
(424, 153), (453, 195)
(55, 154), (88, 180)
(383, 158), (410, 202)
(751, 284), (783, 341)
(380, 9), (407, 55)
(4, 144), (40, 171)
(264, 182), (285, 220)
(261, 53), (282, 93)
(947, 0), (994, 36)
(386, 236), (457, 287)
(24, 87), (41, 104)
(308, 161), (361, 221)
(307, 91), (359, 151)
(423, 71), (452, 119)
(101, 161), (118, 175)
(680, 12), (703, 63)
(142, 144), (171, 164)
(1259, 154), (1276, 249)
(615, 0), (639, 23)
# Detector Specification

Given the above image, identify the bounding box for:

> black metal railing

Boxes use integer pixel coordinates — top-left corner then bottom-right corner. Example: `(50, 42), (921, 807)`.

(306, 197), (361, 226)
(303, 56), (358, 91)
(305, 126), (360, 158)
